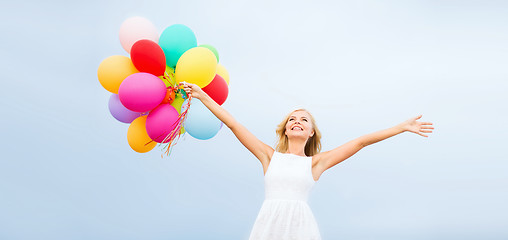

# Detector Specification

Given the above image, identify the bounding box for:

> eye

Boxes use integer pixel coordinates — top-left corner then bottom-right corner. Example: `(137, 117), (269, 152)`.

(302, 119), (308, 122)
(289, 118), (294, 121)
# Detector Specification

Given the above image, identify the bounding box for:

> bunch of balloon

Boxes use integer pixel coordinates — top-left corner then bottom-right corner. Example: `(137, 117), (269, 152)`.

(97, 17), (231, 155)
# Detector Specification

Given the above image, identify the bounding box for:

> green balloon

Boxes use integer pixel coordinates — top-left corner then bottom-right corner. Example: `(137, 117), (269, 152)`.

(199, 44), (219, 63)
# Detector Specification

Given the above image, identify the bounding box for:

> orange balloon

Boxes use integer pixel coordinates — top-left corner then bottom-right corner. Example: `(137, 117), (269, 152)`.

(127, 116), (156, 153)
(98, 55), (139, 94)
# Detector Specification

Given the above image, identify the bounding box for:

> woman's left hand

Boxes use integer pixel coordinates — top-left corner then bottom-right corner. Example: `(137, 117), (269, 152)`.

(399, 115), (434, 137)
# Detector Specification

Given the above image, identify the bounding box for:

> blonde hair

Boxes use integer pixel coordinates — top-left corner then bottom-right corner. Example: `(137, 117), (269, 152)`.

(275, 109), (322, 156)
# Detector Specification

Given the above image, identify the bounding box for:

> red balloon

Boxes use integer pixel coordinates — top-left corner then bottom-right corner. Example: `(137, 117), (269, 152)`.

(130, 39), (166, 76)
(202, 74), (229, 105)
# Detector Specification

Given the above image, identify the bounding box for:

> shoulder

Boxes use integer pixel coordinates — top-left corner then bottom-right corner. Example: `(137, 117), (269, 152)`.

(268, 149), (277, 159)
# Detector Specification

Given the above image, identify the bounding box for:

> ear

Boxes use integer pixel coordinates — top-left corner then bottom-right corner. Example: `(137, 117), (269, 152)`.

(310, 130), (315, 138)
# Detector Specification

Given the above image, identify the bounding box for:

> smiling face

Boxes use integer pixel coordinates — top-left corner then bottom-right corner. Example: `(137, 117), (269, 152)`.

(285, 110), (315, 140)
(275, 108), (322, 156)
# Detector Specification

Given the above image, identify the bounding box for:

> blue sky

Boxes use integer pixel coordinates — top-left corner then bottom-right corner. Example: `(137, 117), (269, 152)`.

(1, 0), (507, 239)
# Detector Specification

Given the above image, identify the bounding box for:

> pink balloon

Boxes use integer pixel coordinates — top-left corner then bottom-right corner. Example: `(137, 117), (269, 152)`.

(146, 104), (180, 143)
(118, 73), (166, 112)
(119, 17), (159, 53)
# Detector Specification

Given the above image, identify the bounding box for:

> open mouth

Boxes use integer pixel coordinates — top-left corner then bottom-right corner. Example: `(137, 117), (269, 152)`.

(291, 126), (303, 131)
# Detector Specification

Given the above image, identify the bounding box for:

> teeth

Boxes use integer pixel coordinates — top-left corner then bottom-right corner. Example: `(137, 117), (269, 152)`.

(293, 126), (303, 131)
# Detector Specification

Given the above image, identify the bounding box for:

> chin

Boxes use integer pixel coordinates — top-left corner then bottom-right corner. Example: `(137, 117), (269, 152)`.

(287, 133), (310, 140)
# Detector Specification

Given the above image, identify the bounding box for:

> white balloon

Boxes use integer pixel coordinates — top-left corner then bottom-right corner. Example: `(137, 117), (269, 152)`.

(119, 17), (159, 53)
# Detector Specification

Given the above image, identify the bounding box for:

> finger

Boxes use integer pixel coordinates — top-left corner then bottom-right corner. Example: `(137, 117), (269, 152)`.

(421, 126), (434, 129)
(420, 130), (432, 133)
(418, 132), (428, 137)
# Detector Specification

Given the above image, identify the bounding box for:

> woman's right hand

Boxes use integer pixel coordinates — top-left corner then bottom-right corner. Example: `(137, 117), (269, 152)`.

(181, 82), (207, 100)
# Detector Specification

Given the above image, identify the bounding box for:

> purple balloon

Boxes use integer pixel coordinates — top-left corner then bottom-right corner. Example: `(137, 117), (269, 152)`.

(146, 104), (180, 143)
(108, 94), (145, 123)
(118, 72), (166, 112)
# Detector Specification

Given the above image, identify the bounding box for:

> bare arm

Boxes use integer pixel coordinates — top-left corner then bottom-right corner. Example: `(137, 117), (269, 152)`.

(314, 115), (434, 174)
(182, 83), (274, 166)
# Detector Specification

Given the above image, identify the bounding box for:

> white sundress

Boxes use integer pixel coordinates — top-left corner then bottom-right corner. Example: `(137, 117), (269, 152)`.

(248, 151), (321, 240)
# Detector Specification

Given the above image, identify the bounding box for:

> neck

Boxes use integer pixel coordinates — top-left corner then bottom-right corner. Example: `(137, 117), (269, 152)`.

(286, 138), (307, 157)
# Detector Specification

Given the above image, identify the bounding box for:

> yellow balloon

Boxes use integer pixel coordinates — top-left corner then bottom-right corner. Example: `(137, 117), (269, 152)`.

(216, 64), (230, 85)
(175, 47), (217, 87)
(97, 55), (139, 94)
(170, 95), (185, 114)
(127, 116), (156, 153)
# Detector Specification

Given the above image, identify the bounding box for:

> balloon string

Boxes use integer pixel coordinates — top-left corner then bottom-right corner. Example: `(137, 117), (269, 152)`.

(161, 75), (170, 86)
(142, 93), (192, 158)
(162, 69), (177, 88)
(168, 70), (176, 83)
(161, 76), (174, 88)
(161, 95), (192, 157)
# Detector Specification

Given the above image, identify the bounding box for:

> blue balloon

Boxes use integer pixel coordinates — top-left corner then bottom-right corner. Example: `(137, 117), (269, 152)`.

(183, 99), (221, 140)
(159, 24), (197, 68)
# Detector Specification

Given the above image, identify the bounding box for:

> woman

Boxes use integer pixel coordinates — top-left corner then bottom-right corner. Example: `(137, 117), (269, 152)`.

(182, 83), (434, 240)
